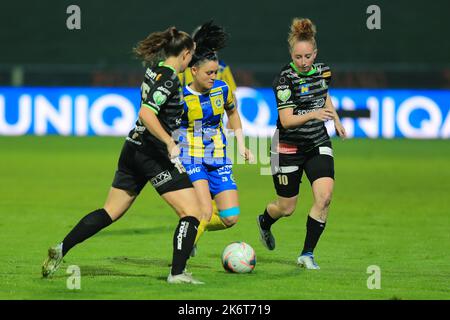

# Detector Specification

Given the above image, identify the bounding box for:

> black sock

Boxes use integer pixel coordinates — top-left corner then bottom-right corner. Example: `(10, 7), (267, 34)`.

(259, 208), (278, 230)
(301, 215), (326, 255)
(62, 208), (113, 256)
(171, 216), (199, 276)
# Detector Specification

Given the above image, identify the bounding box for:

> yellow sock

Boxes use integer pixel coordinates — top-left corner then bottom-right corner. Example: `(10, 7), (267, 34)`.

(205, 202), (227, 231)
(194, 219), (208, 244)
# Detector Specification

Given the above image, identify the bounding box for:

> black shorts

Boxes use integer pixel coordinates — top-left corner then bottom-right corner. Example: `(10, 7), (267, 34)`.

(271, 141), (335, 198)
(112, 142), (193, 195)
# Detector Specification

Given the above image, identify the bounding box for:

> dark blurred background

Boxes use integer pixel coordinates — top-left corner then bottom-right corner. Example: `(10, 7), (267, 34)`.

(1, 0), (449, 88)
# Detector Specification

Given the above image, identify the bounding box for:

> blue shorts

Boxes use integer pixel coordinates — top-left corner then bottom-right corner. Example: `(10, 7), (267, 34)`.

(183, 163), (237, 197)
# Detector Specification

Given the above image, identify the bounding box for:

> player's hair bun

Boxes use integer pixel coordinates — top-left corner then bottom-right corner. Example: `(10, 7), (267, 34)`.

(288, 18), (317, 48)
(189, 21), (228, 67)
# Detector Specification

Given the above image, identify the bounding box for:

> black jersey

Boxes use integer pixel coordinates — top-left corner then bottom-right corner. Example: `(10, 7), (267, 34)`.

(273, 62), (332, 151)
(126, 62), (183, 155)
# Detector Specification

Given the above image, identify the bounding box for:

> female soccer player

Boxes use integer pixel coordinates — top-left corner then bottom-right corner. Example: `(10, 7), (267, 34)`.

(257, 18), (346, 269)
(42, 27), (204, 284)
(177, 22), (253, 253)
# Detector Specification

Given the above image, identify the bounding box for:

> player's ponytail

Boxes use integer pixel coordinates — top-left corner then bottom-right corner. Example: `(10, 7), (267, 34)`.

(288, 18), (317, 50)
(134, 27), (194, 66)
(189, 21), (228, 67)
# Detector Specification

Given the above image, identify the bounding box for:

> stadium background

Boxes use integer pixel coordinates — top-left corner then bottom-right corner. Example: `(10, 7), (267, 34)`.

(0, 0), (449, 300)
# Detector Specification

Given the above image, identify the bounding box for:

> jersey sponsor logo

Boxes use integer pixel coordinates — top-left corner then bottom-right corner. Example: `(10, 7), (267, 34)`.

(150, 170), (172, 188)
(157, 86), (172, 95)
(277, 142), (298, 154)
(322, 71), (331, 78)
(177, 221), (189, 250)
(277, 89), (291, 102)
(276, 85), (289, 90)
(210, 91), (222, 97)
(146, 69), (158, 80)
(125, 136), (142, 145)
(187, 166), (201, 175)
(315, 98), (326, 108)
(217, 165), (233, 175)
(152, 91), (167, 106)
(164, 80), (173, 88)
(295, 108), (317, 116)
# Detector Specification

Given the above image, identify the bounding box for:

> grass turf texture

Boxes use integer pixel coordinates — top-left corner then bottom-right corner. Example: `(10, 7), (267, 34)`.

(0, 136), (449, 299)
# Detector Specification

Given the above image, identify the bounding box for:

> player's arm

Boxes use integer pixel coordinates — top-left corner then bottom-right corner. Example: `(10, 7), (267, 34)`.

(324, 92), (346, 139)
(224, 90), (254, 162)
(275, 77), (333, 129)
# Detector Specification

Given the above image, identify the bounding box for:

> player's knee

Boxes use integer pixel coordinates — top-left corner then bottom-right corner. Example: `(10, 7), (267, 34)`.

(278, 202), (296, 217)
(222, 215), (239, 227)
(315, 192), (332, 210)
(219, 207), (240, 227)
(202, 204), (214, 222)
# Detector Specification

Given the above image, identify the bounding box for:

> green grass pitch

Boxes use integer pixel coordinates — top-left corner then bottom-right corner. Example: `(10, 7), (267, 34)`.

(0, 136), (449, 299)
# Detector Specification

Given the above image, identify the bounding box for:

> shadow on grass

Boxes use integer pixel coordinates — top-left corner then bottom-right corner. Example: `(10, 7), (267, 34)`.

(96, 226), (172, 237)
(108, 256), (212, 270)
(50, 265), (149, 278)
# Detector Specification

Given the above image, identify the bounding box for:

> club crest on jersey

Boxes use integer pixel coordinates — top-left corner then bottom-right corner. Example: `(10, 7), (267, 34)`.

(277, 89), (291, 102)
(153, 91), (167, 106)
(300, 84), (310, 94)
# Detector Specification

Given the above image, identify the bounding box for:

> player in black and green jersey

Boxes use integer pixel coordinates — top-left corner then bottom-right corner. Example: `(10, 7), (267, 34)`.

(257, 18), (347, 269)
(42, 27), (205, 284)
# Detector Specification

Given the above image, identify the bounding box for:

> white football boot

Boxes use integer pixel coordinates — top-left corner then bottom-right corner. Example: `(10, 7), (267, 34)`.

(167, 271), (204, 284)
(297, 253), (320, 270)
(42, 243), (64, 277)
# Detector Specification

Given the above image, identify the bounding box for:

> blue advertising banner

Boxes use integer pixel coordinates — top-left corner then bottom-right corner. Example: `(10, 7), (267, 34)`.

(1, 87), (449, 138)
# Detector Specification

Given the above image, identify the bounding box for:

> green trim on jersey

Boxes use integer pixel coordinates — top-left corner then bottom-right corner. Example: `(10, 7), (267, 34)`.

(158, 61), (177, 74)
(142, 103), (159, 115)
(290, 62), (317, 76)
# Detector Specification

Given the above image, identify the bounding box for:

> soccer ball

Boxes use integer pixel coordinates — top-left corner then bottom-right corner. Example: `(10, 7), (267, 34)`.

(221, 241), (256, 273)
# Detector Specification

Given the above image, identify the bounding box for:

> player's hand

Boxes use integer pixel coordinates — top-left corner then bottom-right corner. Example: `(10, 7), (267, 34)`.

(166, 140), (180, 159)
(334, 120), (347, 139)
(239, 147), (255, 163)
(312, 109), (335, 122)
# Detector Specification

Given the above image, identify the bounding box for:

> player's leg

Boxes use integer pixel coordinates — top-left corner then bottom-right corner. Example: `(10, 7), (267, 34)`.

(189, 179), (213, 257)
(153, 158), (203, 284)
(257, 157), (303, 250)
(42, 187), (138, 278)
(204, 164), (239, 231)
(297, 147), (334, 269)
(42, 142), (145, 278)
(161, 187), (204, 284)
(62, 187), (138, 255)
(181, 163), (212, 256)
(213, 189), (240, 227)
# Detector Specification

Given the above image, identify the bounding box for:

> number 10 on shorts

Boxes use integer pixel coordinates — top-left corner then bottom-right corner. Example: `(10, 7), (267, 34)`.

(278, 174), (288, 185)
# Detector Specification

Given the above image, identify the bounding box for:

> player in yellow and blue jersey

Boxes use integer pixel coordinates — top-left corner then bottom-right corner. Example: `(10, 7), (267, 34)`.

(176, 22), (253, 255)
(179, 22), (238, 133)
